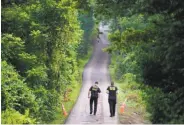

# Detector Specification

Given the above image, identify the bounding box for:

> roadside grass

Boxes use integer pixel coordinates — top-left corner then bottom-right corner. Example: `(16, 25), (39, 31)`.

(51, 82), (82, 124)
(50, 47), (93, 124)
(109, 55), (151, 124)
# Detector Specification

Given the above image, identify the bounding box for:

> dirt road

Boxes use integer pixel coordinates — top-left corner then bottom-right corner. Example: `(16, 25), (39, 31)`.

(65, 24), (119, 124)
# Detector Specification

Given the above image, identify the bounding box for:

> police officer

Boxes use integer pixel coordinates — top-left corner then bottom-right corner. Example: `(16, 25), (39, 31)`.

(106, 81), (118, 117)
(88, 81), (101, 115)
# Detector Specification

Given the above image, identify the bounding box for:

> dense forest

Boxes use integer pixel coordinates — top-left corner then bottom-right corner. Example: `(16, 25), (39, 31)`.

(1, 0), (95, 123)
(94, 0), (184, 123)
(1, 0), (184, 124)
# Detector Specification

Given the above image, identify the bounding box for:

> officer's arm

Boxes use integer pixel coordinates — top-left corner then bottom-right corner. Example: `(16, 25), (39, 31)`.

(88, 91), (91, 98)
(98, 88), (101, 98)
(98, 88), (101, 93)
(106, 87), (109, 94)
(88, 87), (92, 98)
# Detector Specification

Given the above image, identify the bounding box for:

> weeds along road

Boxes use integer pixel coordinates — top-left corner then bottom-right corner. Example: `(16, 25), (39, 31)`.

(65, 24), (119, 124)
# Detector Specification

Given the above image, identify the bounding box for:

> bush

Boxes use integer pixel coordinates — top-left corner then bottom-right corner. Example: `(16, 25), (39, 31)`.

(1, 109), (36, 124)
(1, 61), (37, 114)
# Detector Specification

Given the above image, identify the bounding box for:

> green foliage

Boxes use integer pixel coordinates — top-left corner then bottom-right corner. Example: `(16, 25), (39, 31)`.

(1, 0), (95, 123)
(1, 109), (36, 124)
(98, 0), (184, 123)
(1, 61), (37, 122)
(77, 8), (95, 57)
(26, 65), (48, 88)
(1, 34), (24, 60)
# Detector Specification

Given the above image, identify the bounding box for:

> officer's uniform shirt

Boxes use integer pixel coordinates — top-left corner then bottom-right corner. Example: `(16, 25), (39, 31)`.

(89, 85), (101, 98)
(106, 86), (118, 100)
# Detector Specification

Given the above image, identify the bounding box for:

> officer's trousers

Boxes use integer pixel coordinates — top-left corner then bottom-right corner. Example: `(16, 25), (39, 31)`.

(90, 97), (98, 114)
(108, 99), (116, 116)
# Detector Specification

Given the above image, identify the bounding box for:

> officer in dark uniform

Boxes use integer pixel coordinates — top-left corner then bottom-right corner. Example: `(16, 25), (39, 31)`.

(88, 81), (101, 115)
(106, 81), (118, 117)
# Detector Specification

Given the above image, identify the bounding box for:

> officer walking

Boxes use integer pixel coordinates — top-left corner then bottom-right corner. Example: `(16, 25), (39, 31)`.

(88, 81), (101, 115)
(106, 81), (118, 117)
